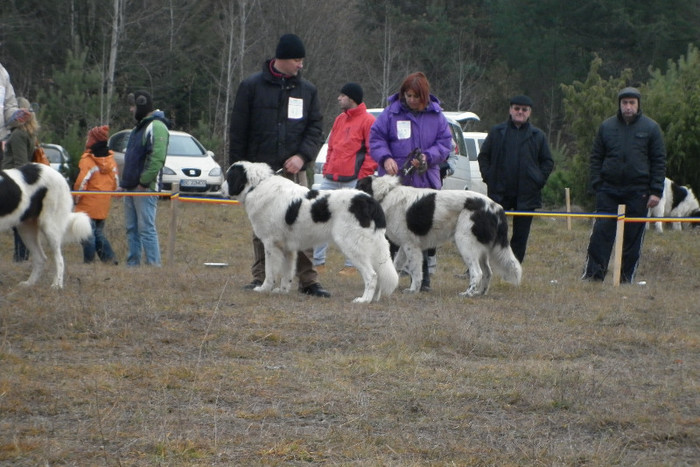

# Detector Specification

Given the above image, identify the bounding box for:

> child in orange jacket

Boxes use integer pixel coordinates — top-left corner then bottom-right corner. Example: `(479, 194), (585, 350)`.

(74, 125), (119, 264)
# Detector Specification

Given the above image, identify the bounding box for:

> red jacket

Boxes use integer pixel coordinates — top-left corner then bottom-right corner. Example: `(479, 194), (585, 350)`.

(322, 103), (377, 181)
(74, 150), (119, 220)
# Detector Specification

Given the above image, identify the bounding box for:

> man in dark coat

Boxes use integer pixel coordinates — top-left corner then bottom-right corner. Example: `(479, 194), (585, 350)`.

(228, 33), (329, 297)
(478, 95), (554, 263)
(582, 87), (666, 283)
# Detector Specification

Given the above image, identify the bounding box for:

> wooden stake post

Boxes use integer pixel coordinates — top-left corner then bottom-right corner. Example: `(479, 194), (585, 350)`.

(167, 183), (178, 267)
(611, 204), (625, 287)
(565, 188), (572, 231)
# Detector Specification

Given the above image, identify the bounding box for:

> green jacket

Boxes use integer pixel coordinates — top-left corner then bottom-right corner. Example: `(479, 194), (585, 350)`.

(2, 128), (32, 170)
(120, 114), (169, 190)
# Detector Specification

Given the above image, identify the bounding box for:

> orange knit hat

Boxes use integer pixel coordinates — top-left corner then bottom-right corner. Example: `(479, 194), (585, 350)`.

(86, 125), (109, 149)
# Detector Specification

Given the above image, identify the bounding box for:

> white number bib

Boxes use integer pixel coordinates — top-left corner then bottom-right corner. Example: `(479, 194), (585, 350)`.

(397, 120), (411, 140)
(288, 97), (303, 120)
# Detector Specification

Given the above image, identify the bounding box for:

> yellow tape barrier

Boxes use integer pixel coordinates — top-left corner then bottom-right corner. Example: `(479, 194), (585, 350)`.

(72, 191), (700, 223)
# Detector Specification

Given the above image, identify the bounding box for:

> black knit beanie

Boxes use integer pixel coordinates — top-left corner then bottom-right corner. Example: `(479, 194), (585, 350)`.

(128, 90), (154, 121)
(340, 82), (363, 105)
(275, 34), (306, 59)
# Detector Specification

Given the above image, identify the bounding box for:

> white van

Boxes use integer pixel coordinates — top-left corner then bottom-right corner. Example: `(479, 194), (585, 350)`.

(463, 131), (488, 194)
(312, 109), (479, 191)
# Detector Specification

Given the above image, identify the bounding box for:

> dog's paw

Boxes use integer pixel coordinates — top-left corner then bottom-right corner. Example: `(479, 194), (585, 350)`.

(402, 287), (419, 294)
(458, 287), (480, 297)
(352, 296), (370, 303)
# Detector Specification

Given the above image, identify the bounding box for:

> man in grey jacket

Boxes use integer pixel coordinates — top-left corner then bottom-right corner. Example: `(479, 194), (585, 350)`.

(582, 87), (666, 283)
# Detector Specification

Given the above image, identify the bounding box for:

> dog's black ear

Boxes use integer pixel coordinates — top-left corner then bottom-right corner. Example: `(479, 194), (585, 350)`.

(356, 176), (373, 196)
(226, 164), (248, 196)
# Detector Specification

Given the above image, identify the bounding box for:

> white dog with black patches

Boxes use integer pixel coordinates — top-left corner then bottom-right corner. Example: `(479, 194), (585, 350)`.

(226, 161), (398, 303)
(648, 177), (700, 232)
(0, 163), (92, 288)
(356, 175), (522, 296)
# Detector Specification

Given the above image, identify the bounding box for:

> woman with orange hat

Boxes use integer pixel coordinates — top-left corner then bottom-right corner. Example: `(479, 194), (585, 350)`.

(74, 125), (119, 264)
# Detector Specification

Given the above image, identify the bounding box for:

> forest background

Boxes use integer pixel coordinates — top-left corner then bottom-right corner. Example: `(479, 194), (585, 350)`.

(2, 0), (700, 207)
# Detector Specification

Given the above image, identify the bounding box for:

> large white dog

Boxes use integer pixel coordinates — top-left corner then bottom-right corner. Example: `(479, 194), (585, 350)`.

(226, 161), (398, 303)
(648, 177), (700, 232)
(356, 175), (522, 296)
(0, 163), (92, 288)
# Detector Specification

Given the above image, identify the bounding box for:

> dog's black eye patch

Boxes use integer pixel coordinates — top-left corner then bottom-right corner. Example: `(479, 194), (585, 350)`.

(310, 196), (331, 223)
(285, 199), (302, 225)
(22, 186), (48, 222)
(0, 172), (23, 216)
(226, 164), (248, 196)
(349, 194), (386, 229)
(406, 193), (436, 236)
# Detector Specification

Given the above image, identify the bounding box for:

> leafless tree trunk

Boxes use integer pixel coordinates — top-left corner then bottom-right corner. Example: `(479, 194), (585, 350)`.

(105, 0), (123, 124)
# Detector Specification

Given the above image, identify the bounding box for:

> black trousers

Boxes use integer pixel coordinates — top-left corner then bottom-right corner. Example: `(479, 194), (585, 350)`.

(497, 196), (532, 264)
(584, 188), (648, 282)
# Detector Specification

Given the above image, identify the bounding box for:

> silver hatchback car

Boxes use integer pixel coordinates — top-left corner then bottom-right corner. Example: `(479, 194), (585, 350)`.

(108, 129), (224, 196)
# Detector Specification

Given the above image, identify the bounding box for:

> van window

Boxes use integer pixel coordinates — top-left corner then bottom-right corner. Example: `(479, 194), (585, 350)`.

(465, 139), (479, 161)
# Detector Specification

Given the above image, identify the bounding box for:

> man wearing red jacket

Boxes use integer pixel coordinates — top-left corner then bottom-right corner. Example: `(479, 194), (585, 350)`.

(313, 82), (377, 275)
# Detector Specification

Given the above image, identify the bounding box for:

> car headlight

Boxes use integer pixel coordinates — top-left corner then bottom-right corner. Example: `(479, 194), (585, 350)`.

(209, 167), (222, 177)
(162, 167), (176, 175)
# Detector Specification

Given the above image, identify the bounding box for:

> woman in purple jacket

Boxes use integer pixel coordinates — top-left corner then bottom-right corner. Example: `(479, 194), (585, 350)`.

(369, 72), (452, 291)
(370, 72), (452, 189)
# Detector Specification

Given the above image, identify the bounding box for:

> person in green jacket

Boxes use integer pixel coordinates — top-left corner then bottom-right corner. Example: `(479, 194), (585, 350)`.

(118, 90), (169, 267)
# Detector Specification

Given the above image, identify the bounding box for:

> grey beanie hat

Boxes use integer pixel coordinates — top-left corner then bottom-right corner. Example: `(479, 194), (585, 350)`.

(618, 87), (641, 102)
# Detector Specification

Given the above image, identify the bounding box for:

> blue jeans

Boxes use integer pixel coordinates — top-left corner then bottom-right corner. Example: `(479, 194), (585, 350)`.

(82, 219), (116, 263)
(312, 177), (357, 267)
(124, 190), (161, 266)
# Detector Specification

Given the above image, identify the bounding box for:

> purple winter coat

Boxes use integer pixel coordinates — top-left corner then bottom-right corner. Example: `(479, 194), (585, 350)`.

(369, 93), (452, 189)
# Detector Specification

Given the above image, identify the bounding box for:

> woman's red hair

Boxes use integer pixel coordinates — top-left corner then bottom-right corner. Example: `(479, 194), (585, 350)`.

(399, 72), (430, 110)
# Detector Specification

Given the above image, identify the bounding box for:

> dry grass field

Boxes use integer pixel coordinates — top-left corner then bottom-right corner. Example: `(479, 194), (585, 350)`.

(1, 198), (698, 466)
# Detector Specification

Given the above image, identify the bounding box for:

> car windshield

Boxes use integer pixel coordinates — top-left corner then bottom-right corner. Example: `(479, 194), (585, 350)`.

(167, 135), (206, 157)
(109, 132), (131, 152)
(42, 147), (62, 164)
(111, 131), (207, 157)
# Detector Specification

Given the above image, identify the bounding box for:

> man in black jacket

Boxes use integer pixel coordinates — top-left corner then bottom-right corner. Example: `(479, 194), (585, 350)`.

(478, 95), (554, 263)
(228, 33), (329, 297)
(582, 87), (666, 283)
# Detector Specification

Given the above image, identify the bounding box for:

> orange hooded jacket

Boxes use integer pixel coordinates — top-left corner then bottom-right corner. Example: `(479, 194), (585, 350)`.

(73, 150), (119, 220)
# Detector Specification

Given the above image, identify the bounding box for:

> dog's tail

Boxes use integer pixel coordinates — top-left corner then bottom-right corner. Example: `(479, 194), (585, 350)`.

(490, 210), (522, 285)
(64, 212), (93, 244)
(375, 236), (399, 297)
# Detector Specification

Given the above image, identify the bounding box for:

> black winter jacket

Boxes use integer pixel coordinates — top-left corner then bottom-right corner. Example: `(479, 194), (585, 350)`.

(589, 110), (666, 197)
(228, 60), (323, 171)
(478, 119), (554, 210)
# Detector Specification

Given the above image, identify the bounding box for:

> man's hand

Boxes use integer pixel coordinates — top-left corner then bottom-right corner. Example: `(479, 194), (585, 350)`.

(647, 194), (661, 209)
(283, 155), (305, 174)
